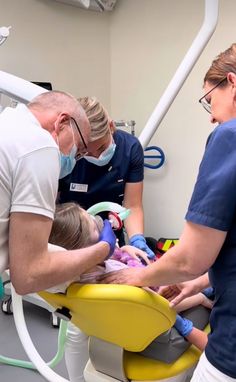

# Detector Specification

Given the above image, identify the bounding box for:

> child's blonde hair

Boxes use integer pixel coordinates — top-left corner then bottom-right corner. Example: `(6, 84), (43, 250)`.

(49, 202), (93, 250)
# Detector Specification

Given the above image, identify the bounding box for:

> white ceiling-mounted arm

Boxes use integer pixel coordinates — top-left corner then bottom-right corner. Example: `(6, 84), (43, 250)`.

(0, 70), (48, 104)
(139, 0), (219, 149)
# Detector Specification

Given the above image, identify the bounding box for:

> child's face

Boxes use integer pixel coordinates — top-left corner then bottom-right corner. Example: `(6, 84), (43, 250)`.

(82, 210), (103, 245)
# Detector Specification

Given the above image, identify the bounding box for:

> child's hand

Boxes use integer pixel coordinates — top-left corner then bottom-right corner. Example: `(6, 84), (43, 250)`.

(120, 245), (150, 265)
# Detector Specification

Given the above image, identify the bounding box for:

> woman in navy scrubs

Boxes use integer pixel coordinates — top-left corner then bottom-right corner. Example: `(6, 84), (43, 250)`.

(100, 43), (236, 382)
(58, 96), (155, 258)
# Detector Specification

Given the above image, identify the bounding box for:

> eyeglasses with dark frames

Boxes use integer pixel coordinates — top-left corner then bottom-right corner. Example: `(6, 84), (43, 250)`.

(70, 117), (88, 161)
(198, 77), (227, 113)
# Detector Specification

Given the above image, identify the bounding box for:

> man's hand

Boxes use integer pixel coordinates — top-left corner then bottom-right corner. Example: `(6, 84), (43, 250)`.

(99, 219), (117, 258)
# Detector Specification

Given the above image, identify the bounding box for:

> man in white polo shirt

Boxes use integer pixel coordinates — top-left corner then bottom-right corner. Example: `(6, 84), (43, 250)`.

(0, 91), (116, 294)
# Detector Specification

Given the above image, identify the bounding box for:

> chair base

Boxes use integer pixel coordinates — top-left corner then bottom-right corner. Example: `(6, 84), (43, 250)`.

(84, 360), (195, 382)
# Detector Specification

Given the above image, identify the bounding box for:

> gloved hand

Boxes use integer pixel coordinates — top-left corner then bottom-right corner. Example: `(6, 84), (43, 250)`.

(129, 234), (155, 260)
(174, 314), (193, 337)
(99, 219), (117, 258)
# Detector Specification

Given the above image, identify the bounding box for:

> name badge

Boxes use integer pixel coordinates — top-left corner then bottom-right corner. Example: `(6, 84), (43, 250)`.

(70, 183), (88, 193)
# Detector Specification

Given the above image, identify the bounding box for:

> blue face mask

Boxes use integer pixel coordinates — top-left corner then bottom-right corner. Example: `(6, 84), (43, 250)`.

(59, 144), (77, 179)
(84, 142), (116, 167)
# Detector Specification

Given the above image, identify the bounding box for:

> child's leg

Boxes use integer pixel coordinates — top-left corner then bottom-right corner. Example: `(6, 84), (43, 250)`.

(174, 292), (213, 313)
(65, 322), (89, 382)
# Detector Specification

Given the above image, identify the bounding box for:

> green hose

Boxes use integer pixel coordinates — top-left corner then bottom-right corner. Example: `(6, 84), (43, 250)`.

(0, 318), (68, 369)
(0, 277), (4, 299)
(87, 201), (130, 220)
(0, 201), (129, 371)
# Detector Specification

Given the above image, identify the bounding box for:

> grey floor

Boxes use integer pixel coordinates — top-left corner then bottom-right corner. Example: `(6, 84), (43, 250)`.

(0, 297), (68, 381)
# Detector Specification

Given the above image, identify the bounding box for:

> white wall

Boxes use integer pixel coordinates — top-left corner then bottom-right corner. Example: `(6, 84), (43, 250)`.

(1, 0), (236, 239)
(0, 0), (111, 108)
(110, 0), (236, 238)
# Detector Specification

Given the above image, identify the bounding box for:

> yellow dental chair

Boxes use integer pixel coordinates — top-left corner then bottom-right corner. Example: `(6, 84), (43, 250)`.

(39, 283), (208, 382)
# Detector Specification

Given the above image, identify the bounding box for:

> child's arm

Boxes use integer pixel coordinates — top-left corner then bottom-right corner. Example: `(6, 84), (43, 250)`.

(174, 314), (208, 351)
(174, 292), (213, 312)
(159, 273), (210, 307)
(185, 327), (208, 351)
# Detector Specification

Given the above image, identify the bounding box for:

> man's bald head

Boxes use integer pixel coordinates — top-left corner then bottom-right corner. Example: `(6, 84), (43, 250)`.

(28, 90), (90, 144)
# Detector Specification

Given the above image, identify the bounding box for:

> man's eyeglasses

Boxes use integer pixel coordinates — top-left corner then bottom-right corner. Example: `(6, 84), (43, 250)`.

(70, 117), (88, 161)
(198, 77), (227, 113)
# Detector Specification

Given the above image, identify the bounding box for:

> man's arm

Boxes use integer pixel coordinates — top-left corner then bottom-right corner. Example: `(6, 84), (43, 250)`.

(9, 212), (111, 295)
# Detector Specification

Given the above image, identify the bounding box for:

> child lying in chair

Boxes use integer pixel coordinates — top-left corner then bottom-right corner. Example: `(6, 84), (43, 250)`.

(48, 202), (150, 291)
(48, 202), (212, 382)
(48, 202), (213, 309)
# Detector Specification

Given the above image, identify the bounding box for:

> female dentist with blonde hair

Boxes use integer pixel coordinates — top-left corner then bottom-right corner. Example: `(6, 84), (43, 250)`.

(58, 96), (155, 259)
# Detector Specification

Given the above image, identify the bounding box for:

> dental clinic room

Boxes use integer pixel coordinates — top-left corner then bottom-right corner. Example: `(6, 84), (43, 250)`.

(1, 0), (236, 381)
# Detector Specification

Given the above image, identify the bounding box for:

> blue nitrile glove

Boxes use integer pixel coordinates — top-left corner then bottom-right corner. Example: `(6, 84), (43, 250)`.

(129, 234), (156, 260)
(174, 314), (193, 337)
(99, 219), (117, 258)
(202, 287), (215, 300)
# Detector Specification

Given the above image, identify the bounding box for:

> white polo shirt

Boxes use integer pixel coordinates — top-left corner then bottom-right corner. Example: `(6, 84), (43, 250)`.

(0, 104), (60, 273)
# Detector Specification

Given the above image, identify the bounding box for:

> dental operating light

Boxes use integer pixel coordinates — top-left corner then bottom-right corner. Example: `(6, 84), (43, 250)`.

(0, 26), (11, 46)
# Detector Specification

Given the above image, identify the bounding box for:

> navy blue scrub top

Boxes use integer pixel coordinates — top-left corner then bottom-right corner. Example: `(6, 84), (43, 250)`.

(185, 118), (236, 378)
(59, 129), (144, 210)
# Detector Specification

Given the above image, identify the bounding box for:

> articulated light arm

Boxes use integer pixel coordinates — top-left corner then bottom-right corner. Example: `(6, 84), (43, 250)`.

(139, 0), (219, 149)
(0, 70), (48, 104)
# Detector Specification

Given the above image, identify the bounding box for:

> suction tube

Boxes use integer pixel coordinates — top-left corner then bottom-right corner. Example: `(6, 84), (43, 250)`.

(0, 317), (67, 369)
(9, 202), (129, 381)
(11, 285), (69, 382)
(87, 201), (130, 221)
